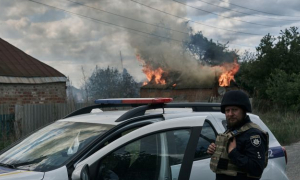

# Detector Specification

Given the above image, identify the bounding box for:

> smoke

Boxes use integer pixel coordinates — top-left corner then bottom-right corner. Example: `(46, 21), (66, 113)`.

(124, 0), (219, 87)
(77, 0), (221, 87)
(1, 0), (224, 88)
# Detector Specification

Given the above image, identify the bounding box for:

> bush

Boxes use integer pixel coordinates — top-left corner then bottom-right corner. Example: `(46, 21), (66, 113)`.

(266, 69), (300, 111)
(253, 109), (300, 145)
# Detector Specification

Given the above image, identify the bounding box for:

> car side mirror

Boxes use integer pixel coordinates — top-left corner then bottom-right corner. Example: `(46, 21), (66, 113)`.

(71, 164), (91, 180)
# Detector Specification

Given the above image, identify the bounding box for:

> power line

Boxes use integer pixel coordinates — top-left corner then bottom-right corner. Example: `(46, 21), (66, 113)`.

(197, 0), (300, 22)
(27, 0), (257, 49)
(130, 0), (262, 36)
(28, 0), (186, 43)
(227, 43), (256, 48)
(62, 0), (190, 36)
(173, 0), (276, 27)
(215, 0), (300, 18)
(62, 0), (258, 48)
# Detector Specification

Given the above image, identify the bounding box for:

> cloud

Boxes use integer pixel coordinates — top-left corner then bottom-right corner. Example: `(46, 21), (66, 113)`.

(1, 0), (300, 88)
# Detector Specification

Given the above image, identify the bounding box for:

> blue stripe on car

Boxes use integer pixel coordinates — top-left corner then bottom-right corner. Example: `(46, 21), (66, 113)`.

(0, 166), (17, 174)
(268, 146), (285, 159)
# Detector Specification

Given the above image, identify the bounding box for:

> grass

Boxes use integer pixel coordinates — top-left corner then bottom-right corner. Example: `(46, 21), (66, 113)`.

(253, 109), (300, 146)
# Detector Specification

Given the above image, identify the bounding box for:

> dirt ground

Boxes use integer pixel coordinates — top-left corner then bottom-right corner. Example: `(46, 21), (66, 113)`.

(285, 141), (300, 180)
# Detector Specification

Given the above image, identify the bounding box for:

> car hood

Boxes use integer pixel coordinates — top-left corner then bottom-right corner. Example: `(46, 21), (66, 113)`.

(0, 166), (44, 180)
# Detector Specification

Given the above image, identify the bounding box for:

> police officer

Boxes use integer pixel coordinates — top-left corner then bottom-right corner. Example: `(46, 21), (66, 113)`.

(207, 90), (269, 180)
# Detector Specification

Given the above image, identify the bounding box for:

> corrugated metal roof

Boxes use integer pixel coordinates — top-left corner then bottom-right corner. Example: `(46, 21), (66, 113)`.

(0, 76), (67, 84)
(0, 38), (66, 78)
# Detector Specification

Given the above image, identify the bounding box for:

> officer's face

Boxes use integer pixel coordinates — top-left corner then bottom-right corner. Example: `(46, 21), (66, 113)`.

(224, 106), (245, 128)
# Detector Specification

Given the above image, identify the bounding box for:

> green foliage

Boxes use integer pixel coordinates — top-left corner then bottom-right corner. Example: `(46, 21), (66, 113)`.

(86, 66), (140, 100)
(266, 69), (300, 111)
(235, 60), (255, 96)
(236, 27), (300, 108)
(187, 32), (238, 65)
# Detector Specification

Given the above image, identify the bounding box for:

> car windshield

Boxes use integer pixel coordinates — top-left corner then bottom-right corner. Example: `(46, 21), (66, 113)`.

(0, 121), (114, 172)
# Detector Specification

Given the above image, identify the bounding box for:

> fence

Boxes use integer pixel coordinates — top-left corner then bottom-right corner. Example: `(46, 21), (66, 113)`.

(0, 104), (16, 150)
(15, 103), (92, 137)
(0, 103), (91, 149)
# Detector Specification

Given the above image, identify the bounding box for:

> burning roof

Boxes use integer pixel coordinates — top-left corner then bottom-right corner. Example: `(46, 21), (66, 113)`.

(218, 59), (240, 87)
(138, 54), (240, 89)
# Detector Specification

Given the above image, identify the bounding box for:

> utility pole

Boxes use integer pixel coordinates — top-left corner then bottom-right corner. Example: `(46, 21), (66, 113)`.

(120, 51), (124, 72)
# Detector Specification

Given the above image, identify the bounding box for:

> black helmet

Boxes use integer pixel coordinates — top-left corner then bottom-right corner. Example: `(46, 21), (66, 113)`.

(221, 90), (252, 113)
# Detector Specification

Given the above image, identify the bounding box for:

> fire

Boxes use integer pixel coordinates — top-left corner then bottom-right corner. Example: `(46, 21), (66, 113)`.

(137, 55), (166, 85)
(137, 53), (240, 87)
(218, 59), (240, 87)
(143, 66), (166, 85)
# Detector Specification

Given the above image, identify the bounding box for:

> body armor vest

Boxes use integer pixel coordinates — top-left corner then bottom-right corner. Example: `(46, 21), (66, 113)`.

(210, 122), (269, 178)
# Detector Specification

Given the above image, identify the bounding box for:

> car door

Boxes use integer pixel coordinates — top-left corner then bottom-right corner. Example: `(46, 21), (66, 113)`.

(190, 120), (218, 180)
(71, 116), (207, 180)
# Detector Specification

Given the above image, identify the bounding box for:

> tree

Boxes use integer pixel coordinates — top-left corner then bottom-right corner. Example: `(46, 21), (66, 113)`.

(236, 27), (300, 109)
(266, 69), (300, 111)
(186, 32), (238, 65)
(86, 66), (139, 100)
(120, 69), (140, 98)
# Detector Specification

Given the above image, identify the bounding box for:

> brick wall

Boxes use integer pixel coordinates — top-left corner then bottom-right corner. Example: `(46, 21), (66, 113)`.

(0, 83), (66, 106)
(140, 88), (216, 102)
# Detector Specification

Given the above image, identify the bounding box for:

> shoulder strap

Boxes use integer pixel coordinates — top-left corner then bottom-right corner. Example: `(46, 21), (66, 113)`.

(229, 122), (267, 137)
(238, 122), (264, 133)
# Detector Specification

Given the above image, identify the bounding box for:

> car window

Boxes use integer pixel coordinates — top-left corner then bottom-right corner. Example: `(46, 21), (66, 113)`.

(0, 121), (114, 172)
(95, 129), (191, 180)
(222, 120), (227, 129)
(194, 121), (217, 160)
(103, 127), (140, 146)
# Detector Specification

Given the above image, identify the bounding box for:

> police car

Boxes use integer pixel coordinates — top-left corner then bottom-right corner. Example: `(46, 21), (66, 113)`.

(0, 98), (289, 180)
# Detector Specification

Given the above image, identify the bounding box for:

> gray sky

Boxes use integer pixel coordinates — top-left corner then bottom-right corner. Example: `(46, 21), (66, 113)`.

(1, 0), (300, 88)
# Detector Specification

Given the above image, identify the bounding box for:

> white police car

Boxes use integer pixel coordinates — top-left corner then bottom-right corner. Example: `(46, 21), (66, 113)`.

(0, 98), (289, 180)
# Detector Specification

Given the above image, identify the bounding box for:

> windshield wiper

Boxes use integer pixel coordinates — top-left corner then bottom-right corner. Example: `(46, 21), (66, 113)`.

(0, 163), (16, 169)
(11, 156), (48, 168)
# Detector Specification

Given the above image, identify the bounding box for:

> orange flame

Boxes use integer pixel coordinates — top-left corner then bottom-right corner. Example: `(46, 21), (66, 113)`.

(218, 60), (240, 87)
(137, 54), (240, 87)
(137, 55), (166, 85)
(143, 67), (166, 85)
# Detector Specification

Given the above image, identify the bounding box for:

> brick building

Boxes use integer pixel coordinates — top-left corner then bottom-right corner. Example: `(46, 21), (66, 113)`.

(0, 38), (67, 109)
(140, 86), (215, 102)
(140, 81), (239, 102)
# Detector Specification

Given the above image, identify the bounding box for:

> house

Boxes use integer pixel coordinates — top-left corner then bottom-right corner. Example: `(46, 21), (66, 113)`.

(140, 81), (239, 102)
(0, 38), (67, 111)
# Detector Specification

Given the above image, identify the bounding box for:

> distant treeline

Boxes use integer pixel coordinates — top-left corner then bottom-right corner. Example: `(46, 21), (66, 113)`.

(236, 27), (300, 112)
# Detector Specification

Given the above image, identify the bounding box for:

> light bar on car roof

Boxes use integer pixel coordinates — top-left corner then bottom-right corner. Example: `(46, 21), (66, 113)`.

(94, 98), (173, 104)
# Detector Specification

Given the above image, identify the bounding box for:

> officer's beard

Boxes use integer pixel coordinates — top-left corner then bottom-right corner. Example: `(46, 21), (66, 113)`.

(226, 115), (246, 129)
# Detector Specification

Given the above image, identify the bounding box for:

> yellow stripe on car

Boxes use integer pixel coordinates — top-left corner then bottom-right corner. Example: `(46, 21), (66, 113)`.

(0, 171), (28, 177)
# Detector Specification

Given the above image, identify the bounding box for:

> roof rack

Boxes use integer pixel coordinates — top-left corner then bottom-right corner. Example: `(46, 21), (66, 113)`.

(63, 104), (147, 119)
(115, 103), (221, 122)
(166, 103), (221, 112)
(63, 101), (221, 121)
